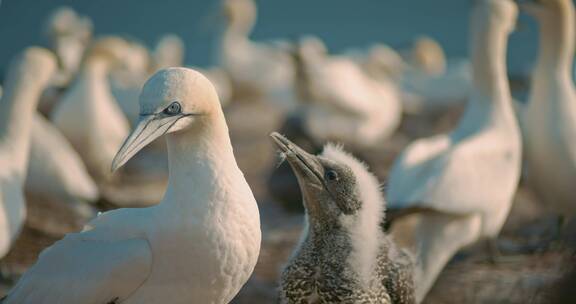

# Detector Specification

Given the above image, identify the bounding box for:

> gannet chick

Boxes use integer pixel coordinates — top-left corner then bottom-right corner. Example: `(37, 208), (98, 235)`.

(3, 67), (261, 304)
(44, 6), (93, 86)
(271, 133), (415, 304)
(25, 113), (98, 236)
(294, 39), (402, 148)
(218, 0), (296, 110)
(519, 0), (576, 217)
(386, 0), (520, 301)
(0, 47), (57, 257)
(50, 36), (131, 180)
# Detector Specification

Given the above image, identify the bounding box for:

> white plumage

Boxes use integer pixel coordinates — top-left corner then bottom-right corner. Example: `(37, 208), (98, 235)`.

(25, 113), (98, 236)
(296, 38), (402, 148)
(4, 68), (261, 304)
(50, 37), (131, 180)
(387, 0), (521, 301)
(0, 48), (57, 258)
(218, 0), (296, 110)
(518, 0), (576, 217)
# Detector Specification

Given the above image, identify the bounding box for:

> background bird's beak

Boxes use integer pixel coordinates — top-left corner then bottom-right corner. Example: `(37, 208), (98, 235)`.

(270, 132), (324, 187)
(111, 113), (181, 171)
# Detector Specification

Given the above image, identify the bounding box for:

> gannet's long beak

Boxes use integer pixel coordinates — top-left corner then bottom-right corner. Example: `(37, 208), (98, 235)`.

(270, 132), (324, 186)
(111, 113), (182, 171)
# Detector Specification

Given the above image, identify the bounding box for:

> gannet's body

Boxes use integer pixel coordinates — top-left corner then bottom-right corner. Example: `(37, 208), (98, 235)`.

(295, 40), (401, 148)
(0, 48), (57, 257)
(519, 0), (576, 216)
(218, 0), (296, 110)
(4, 68), (261, 304)
(387, 0), (520, 301)
(51, 37), (131, 180)
(272, 134), (414, 304)
(25, 113), (98, 236)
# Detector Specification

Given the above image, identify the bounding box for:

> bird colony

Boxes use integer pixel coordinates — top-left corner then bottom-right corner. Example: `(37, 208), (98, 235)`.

(0, 0), (573, 303)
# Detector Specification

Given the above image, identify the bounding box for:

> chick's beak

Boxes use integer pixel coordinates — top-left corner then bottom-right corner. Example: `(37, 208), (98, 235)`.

(111, 113), (182, 171)
(270, 132), (324, 187)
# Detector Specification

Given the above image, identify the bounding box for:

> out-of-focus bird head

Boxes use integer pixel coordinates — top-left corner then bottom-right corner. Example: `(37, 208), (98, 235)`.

(5, 47), (57, 88)
(271, 132), (385, 230)
(112, 68), (220, 171)
(222, 0), (257, 33)
(518, 0), (572, 20)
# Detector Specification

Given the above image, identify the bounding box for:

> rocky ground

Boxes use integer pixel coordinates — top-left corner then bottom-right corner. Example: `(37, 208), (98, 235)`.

(0, 98), (574, 303)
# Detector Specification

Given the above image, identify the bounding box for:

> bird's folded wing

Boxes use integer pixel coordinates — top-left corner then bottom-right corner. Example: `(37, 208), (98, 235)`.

(390, 142), (514, 215)
(4, 234), (152, 304)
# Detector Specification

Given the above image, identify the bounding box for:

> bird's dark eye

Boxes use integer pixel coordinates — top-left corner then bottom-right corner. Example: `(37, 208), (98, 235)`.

(325, 170), (339, 181)
(163, 102), (181, 115)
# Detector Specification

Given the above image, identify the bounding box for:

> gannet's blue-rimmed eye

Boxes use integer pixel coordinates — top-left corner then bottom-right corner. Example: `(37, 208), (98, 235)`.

(163, 102), (182, 115)
(325, 170), (339, 181)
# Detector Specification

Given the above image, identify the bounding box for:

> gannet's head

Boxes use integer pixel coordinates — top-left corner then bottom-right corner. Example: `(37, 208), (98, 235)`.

(520, 0), (573, 20)
(85, 36), (131, 69)
(222, 0), (256, 31)
(472, 0), (518, 34)
(411, 36), (446, 75)
(112, 68), (220, 171)
(5, 47), (57, 89)
(45, 6), (92, 40)
(271, 133), (385, 229)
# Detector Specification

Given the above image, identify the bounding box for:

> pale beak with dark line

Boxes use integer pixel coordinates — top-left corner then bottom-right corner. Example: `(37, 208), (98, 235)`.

(111, 112), (194, 171)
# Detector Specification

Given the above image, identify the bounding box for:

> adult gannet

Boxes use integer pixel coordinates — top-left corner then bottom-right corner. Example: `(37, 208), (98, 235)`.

(272, 133), (415, 304)
(294, 38), (402, 148)
(386, 0), (521, 301)
(25, 113), (98, 236)
(0, 47), (57, 258)
(218, 0), (296, 110)
(519, 0), (576, 217)
(51, 37), (131, 180)
(400, 36), (472, 113)
(3, 67), (261, 304)
(44, 6), (93, 86)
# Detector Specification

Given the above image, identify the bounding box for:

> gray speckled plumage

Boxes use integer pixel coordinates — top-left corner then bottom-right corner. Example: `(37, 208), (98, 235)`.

(280, 221), (414, 304)
(271, 133), (415, 304)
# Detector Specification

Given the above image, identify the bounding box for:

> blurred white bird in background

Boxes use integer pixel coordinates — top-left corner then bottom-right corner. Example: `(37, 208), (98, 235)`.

(293, 36), (402, 148)
(152, 34), (185, 71)
(3, 68), (261, 304)
(0, 48), (56, 258)
(218, 0), (297, 110)
(518, 0), (576, 219)
(50, 36), (131, 181)
(386, 0), (521, 301)
(25, 113), (98, 237)
(110, 39), (152, 125)
(400, 36), (472, 113)
(44, 6), (93, 87)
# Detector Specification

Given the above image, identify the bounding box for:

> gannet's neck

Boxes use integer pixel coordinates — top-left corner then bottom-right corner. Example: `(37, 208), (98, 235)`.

(534, 3), (574, 77)
(80, 56), (110, 80)
(0, 69), (44, 176)
(163, 109), (244, 213)
(454, 18), (514, 138)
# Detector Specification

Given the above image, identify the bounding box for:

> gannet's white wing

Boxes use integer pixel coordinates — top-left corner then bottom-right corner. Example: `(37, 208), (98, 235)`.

(388, 134), (516, 214)
(5, 214), (152, 304)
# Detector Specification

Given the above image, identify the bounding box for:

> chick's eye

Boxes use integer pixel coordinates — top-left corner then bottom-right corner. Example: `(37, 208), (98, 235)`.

(325, 170), (339, 181)
(163, 102), (181, 115)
